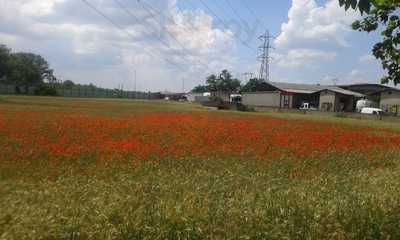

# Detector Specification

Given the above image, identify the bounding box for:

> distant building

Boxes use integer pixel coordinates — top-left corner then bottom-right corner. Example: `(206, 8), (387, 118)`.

(340, 84), (400, 115)
(161, 91), (186, 101)
(242, 82), (365, 112)
(186, 91), (233, 103)
(185, 92), (204, 102)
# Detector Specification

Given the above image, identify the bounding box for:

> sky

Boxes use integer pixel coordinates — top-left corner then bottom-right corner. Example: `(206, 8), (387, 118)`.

(0, 0), (386, 92)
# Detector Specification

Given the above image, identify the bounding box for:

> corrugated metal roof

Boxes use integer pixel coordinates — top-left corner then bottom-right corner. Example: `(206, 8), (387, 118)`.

(269, 82), (325, 92)
(339, 83), (400, 94)
(280, 89), (317, 94)
(324, 87), (365, 97)
(265, 81), (365, 97)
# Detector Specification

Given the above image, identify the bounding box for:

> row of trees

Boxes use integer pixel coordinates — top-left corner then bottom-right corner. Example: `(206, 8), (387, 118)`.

(192, 69), (270, 93)
(0, 44), (105, 95)
(0, 44), (57, 93)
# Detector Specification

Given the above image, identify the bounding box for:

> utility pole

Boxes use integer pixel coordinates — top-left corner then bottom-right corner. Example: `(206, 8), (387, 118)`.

(182, 78), (185, 93)
(134, 70), (137, 99)
(258, 30), (274, 82)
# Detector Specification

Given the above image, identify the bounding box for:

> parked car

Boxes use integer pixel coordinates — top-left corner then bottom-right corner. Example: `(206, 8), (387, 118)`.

(361, 107), (383, 115)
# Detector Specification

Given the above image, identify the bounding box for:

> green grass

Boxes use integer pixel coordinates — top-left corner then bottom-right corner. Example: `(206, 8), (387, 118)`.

(1, 96), (400, 239)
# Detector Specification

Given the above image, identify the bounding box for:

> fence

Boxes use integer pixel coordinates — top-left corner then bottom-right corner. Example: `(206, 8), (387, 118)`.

(0, 84), (163, 100)
(0, 84), (16, 94)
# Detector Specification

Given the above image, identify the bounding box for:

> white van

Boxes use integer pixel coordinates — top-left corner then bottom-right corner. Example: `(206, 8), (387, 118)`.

(361, 107), (383, 115)
(356, 99), (375, 112)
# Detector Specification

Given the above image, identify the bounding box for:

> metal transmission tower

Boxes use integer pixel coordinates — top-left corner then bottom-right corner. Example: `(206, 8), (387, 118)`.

(258, 30), (274, 82)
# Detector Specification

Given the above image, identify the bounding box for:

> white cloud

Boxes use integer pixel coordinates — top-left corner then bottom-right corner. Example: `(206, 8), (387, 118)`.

(274, 48), (337, 68)
(359, 54), (376, 64)
(275, 0), (359, 49)
(272, 0), (359, 73)
(0, 0), (236, 91)
(346, 69), (379, 84)
(20, 0), (66, 17)
(0, 32), (17, 44)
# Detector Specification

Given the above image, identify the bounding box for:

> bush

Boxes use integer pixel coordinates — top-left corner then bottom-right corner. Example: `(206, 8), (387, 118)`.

(237, 103), (255, 112)
(35, 85), (58, 96)
(335, 112), (347, 118)
(209, 96), (224, 104)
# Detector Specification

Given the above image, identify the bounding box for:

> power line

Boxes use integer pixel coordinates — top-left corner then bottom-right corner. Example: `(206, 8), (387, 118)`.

(224, 0), (247, 25)
(258, 30), (274, 81)
(112, 0), (203, 71)
(242, 1), (258, 19)
(240, 1), (266, 31)
(135, 0), (213, 72)
(140, 0), (198, 37)
(210, 0), (234, 22)
(197, 0), (256, 52)
(174, 0), (258, 65)
(138, 0), (219, 66)
(79, 0), (187, 72)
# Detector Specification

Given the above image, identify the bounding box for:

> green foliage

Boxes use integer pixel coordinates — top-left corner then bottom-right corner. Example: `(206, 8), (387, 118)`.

(62, 80), (75, 89)
(209, 95), (224, 104)
(339, 0), (372, 14)
(340, 0), (400, 85)
(35, 84), (58, 96)
(217, 69), (241, 92)
(194, 69), (241, 93)
(0, 44), (11, 80)
(0, 43), (56, 89)
(241, 78), (272, 92)
(191, 84), (208, 93)
(237, 103), (255, 112)
(8, 52), (55, 87)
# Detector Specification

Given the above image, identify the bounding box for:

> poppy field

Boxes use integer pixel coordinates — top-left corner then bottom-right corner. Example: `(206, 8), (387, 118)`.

(1, 96), (400, 239)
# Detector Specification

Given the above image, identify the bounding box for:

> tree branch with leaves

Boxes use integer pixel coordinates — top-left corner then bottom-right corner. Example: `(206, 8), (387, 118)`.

(340, 0), (400, 85)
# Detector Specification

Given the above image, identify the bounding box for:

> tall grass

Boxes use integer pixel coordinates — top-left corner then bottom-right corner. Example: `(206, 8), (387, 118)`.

(1, 154), (400, 239)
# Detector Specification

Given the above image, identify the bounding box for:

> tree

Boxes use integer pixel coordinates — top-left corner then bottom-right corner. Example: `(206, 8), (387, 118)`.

(63, 80), (75, 89)
(198, 70), (242, 93)
(340, 0), (400, 85)
(8, 52), (55, 90)
(241, 78), (272, 92)
(217, 69), (241, 93)
(0, 44), (11, 80)
(192, 85), (208, 93)
(206, 74), (218, 92)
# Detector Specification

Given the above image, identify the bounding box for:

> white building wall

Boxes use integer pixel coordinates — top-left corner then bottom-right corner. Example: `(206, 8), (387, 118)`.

(380, 91), (400, 115)
(319, 90), (336, 112)
(242, 92), (281, 107)
(186, 93), (204, 102)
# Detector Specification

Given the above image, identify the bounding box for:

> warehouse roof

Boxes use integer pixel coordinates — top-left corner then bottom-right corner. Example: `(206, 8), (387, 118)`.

(269, 82), (325, 93)
(319, 87), (365, 97)
(339, 83), (400, 95)
(266, 81), (364, 96)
